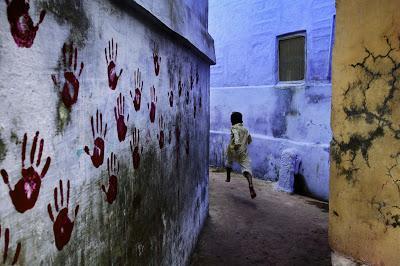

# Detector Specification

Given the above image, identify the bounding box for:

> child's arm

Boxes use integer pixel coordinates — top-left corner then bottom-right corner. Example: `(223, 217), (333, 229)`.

(247, 134), (252, 144)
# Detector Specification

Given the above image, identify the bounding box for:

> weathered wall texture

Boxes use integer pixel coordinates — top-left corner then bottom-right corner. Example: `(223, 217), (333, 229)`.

(329, 0), (400, 264)
(209, 0), (335, 201)
(0, 0), (214, 265)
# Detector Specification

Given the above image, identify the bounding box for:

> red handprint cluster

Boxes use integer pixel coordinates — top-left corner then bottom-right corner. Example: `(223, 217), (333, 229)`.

(47, 179), (79, 251)
(0, 22), (205, 259)
(1, 131), (51, 213)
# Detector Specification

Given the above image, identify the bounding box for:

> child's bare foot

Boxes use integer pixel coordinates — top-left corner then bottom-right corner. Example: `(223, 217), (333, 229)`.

(249, 186), (256, 199)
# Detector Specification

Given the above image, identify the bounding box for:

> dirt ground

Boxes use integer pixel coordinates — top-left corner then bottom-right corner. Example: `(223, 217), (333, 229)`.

(190, 169), (331, 266)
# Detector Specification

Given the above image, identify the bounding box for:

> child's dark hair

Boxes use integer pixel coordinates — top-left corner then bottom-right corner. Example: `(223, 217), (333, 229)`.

(231, 112), (243, 125)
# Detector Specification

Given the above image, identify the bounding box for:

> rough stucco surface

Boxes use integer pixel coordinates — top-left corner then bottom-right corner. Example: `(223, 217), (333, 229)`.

(208, 0), (334, 201)
(0, 0), (211, 264)
(329, 0), (400, 264)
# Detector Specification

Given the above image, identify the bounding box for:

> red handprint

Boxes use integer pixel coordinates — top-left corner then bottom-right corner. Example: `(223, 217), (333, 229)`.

(190, 69), (194, 91)
(185, 132), (190, 155)
(157, 115), (165, 149)
(1, 131), (51, 213)
(175, 119), (181, 146)
(84, 110), (107, 168)
(175, 120), (181, 166)
(105, 38), (123, 90)
(193, 96), (197, 119)
(152, 44), (161, 76)
(185, 84), (190, 105)
(178, 79), (183, 97)
(0, 226), (21, 265)
(168, 129), (172, 145)
(47, 179), (79, 251)
(5, 0), (46, 48)
(114, 93), (129, 142)
(51, 43), (84, 109)
(168, 77), (174, 107)
(130, 128), (143, 170)
(130, 68), (143, 111)
(101, 153), (118, 204)
(199, 95), (202, 109)
(147, 86), (157, 123)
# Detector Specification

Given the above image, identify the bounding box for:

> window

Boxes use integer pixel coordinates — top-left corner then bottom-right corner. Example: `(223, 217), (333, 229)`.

(278, 34), (305, 82)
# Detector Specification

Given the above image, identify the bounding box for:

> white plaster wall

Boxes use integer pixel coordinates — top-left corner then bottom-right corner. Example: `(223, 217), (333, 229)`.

(0, 0), (211, 264)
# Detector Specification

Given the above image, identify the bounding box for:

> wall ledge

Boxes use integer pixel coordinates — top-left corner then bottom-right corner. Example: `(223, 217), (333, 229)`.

(210, 82), (332, 90)
(210, 130), (330, 149)
(113, 0), (216, 65)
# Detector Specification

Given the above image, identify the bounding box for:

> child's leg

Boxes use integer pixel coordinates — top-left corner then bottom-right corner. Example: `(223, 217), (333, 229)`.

(226, 167), (232, 182)
(239, 154), (256, 198)
(225, 148), (234, 182)
(243, 171), (253, 186)
(244, 171), (257, 198)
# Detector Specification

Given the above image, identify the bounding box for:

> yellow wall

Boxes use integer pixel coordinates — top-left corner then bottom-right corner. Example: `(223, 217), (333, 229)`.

(330, 0), (400, 264)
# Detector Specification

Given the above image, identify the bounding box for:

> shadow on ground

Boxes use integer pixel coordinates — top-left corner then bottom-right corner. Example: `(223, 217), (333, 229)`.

(190, 169), (331, 266)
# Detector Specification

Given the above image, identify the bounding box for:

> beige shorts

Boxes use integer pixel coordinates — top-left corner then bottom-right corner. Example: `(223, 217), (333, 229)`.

(225, 149), (253, 175)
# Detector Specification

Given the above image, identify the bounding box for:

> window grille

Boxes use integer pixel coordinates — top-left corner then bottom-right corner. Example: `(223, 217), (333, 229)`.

(279, 35), (305, 81)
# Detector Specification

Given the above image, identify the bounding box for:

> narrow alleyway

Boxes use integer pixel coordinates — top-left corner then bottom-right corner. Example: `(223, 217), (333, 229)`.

(190, 169), (331, 266)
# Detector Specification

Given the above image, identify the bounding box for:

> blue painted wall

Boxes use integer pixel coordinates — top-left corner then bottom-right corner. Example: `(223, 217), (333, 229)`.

(209, 0), (335, 201)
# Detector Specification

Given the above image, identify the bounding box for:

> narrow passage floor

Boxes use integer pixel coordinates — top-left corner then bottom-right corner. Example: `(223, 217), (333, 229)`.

(190, 169), (331, 266)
